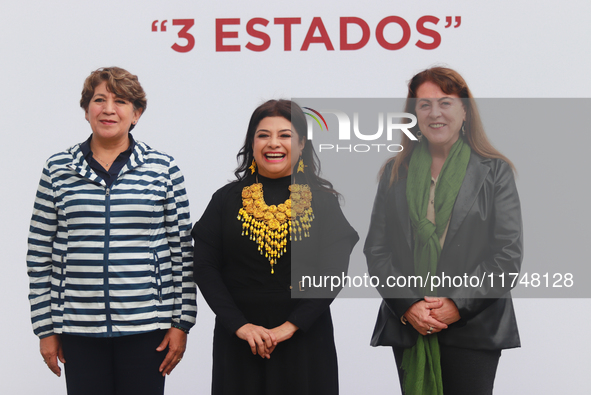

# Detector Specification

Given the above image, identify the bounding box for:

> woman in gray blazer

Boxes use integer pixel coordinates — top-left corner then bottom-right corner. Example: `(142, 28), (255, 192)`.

(365, 67), (522, 395)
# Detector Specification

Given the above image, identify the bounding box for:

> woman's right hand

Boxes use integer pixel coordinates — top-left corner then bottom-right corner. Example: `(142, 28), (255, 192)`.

(40, 335), (65, 377)
(403, 299), (448, 336)
(236, 324), (277, 359)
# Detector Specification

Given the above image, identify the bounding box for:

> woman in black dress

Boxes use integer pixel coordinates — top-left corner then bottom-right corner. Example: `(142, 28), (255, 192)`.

(192, 99), (358, 395)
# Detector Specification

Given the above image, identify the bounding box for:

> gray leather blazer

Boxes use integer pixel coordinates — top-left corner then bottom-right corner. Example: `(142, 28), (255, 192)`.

(364, 151), (522, 350)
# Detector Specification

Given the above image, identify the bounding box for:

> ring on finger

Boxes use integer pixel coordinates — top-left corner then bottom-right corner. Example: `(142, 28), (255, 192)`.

(426, 326), (433, 335)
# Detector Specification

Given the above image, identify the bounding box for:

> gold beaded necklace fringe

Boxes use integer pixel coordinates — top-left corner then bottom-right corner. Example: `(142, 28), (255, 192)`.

(237, 183), (314, 273)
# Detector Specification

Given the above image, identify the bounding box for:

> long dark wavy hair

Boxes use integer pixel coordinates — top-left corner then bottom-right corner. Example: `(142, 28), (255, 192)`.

(235, 99), (339, 197)
(384, 66), (515, 183)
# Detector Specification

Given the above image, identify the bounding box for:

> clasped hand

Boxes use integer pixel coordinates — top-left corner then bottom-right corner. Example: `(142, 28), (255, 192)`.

(404, 296), (460, 336)
(236, 321), (298, 359)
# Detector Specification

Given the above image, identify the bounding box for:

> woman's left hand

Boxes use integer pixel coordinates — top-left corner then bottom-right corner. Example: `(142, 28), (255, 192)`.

(269, 321), (299, 345)
(425, 296), (461, 325)
(156, 327), (187, 376)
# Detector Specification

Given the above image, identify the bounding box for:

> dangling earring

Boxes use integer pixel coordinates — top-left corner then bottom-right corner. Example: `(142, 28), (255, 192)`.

(249, 159), (257, 174)
(416, 130), (423, 143)
(461, 123), (466, 136)
(297, 157), (305, 173)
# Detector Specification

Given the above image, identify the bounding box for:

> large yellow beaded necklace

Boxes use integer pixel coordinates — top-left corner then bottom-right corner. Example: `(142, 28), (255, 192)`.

(237, 182), (314, 273)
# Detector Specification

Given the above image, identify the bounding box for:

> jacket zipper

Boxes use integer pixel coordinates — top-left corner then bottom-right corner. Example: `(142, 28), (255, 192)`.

(69, 151), (138, 337)
(103, 187), (113, 336)
(153, 250), (163, 303)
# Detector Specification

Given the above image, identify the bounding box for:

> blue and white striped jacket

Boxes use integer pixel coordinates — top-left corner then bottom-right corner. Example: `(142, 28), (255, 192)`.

(27, 140), (196, 338)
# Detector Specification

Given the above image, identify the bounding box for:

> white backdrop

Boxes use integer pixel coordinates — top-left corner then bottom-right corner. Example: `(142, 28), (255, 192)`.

(2, 1), (591, 393)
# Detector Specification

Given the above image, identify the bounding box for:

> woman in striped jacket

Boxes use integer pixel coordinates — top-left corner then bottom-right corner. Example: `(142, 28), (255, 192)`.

(26, 67), (196, 395)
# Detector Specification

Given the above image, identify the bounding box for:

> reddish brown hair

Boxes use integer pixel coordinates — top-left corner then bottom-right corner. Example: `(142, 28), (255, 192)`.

(384, 67), (515, 183)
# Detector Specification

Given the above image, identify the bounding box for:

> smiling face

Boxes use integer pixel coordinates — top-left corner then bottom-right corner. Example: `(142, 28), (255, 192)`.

(415, 81), (466, 153)
(252, 116), (304, 179)
(85, 80), (141, 144)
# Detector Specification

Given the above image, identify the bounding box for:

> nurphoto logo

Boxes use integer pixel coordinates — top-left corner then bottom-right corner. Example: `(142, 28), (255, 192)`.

(303, 107), (417, 153)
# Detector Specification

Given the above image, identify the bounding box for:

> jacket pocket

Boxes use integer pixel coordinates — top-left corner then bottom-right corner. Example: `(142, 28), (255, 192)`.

(152, 250), (163, 303)
(58, 254), (67, 306)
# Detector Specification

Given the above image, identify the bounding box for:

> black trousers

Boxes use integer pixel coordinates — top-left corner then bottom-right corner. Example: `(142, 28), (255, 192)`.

(61, 330), (167, 395)
(393, 344), (501, 395)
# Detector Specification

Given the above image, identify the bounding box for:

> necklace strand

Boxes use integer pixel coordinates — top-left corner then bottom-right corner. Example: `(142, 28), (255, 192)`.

(237, 183), (314, 273)
(94, 155), (111, 168)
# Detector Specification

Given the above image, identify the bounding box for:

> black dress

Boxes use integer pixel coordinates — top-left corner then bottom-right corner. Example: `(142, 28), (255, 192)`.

(192, 174), (358, 395)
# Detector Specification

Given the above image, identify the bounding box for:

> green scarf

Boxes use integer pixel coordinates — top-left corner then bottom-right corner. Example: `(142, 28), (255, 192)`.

(401, 137), (471, 395)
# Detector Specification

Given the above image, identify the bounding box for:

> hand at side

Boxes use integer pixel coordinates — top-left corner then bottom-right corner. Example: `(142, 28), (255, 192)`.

(40, 334), (65, 377)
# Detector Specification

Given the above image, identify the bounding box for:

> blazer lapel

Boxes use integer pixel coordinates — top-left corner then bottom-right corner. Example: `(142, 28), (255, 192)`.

(444, 152), (490, 247)
(394, 179), (412, 250)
